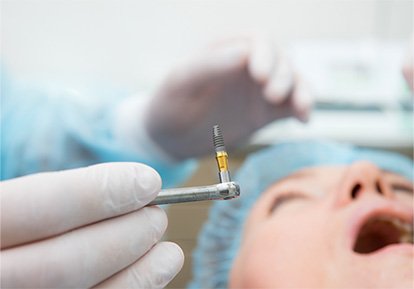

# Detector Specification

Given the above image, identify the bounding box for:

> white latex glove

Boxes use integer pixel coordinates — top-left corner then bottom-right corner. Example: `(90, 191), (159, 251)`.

(402, 38), (413, 92)
(1, 163), (184, 289)
(144, 37), (313, 160)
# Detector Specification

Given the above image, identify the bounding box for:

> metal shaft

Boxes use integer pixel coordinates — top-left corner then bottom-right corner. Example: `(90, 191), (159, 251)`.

(147, 182), (240, 206)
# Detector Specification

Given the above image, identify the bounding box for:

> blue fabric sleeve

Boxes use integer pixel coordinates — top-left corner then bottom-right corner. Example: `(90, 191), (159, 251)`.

(0, 71), (196, 188)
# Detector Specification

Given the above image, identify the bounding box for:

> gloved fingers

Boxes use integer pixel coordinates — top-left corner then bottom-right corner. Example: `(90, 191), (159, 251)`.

(263, 51), (295, 104)
(176, 41), (250, 83)
(247, 36), (275, 84)
(1, 162), (161, 249)
(290, 77), (313, 123)
(1, 206), (167, 289)
(94, 242), (184, 289)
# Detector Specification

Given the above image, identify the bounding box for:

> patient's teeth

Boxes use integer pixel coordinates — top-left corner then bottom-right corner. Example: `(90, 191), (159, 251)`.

(372, 215), (413, 243)
(400, 231), (413, 244)
(390, 218), (413, 244)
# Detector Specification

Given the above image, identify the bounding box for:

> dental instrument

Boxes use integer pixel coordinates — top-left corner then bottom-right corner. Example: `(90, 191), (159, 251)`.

(147, 125), (240, 206)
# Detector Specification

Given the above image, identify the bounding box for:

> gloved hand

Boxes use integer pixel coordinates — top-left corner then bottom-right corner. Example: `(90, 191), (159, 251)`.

(402, 38), (413, 91)
(144, 37), (313, 160)
(1, 163), (184, 289)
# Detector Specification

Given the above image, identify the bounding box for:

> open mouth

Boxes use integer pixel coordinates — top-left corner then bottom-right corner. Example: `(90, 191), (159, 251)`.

(353, 214), (413, 254)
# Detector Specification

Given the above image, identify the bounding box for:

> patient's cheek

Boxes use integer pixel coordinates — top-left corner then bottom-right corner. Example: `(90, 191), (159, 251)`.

(230, 205), (331, 288)
(229, 224), (304, 288)
(229, 240), (281, 288)
(395, 193), (412, 207)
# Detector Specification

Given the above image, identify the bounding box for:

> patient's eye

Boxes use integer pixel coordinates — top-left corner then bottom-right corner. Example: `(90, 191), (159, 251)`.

(383, 171), (413, 196)
(392, 183), (413, 205)
(269, 193), (308, 214)
(391, 183), (413, 195)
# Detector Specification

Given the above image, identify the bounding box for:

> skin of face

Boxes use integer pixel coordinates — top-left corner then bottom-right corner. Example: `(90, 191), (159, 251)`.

(229, 161), (413, 288)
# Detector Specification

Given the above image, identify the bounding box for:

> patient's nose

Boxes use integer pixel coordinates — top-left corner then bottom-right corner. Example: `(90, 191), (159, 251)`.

(333, 161), (392, 206)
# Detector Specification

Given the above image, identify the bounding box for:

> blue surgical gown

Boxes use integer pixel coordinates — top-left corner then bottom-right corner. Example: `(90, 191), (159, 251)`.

(0, 72), (196, 188)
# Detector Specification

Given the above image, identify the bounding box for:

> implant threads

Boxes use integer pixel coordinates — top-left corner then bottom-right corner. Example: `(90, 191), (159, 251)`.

(213, 125), (231, 183)
(213, 125), (225, 151)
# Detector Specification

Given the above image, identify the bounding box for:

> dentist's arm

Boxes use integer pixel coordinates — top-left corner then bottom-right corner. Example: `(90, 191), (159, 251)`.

(1, 162), (184, 289)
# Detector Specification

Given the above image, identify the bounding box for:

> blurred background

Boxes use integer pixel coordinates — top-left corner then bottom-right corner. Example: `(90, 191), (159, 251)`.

(2, 0), (413, 288)
(2, 0), (413, 151)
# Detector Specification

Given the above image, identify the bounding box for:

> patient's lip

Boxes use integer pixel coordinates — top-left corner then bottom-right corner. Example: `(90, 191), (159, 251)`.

(346, 197), (413, 253)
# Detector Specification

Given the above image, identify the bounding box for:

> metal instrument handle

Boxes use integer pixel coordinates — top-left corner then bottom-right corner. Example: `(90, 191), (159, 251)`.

(147, 182), (240, 206)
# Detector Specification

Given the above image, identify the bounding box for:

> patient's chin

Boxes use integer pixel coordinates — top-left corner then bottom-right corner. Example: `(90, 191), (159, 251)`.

(228, 257), (242, 289)
(345, 251), (414, 289)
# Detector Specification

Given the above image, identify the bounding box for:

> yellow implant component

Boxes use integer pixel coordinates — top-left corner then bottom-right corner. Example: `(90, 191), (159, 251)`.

(216, 151), (229, 172)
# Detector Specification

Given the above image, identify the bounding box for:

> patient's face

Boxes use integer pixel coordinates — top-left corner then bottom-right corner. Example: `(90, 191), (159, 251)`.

(230, 161), (413, 288)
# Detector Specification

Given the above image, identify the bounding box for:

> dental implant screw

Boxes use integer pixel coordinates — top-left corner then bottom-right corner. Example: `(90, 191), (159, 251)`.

(213, 125), (231, 183)
(213, 125), (225, 151)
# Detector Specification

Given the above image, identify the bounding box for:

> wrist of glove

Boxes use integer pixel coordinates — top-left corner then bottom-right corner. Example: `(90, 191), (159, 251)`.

(113, 95), (182, 164)
(1, 163), (184, 288)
